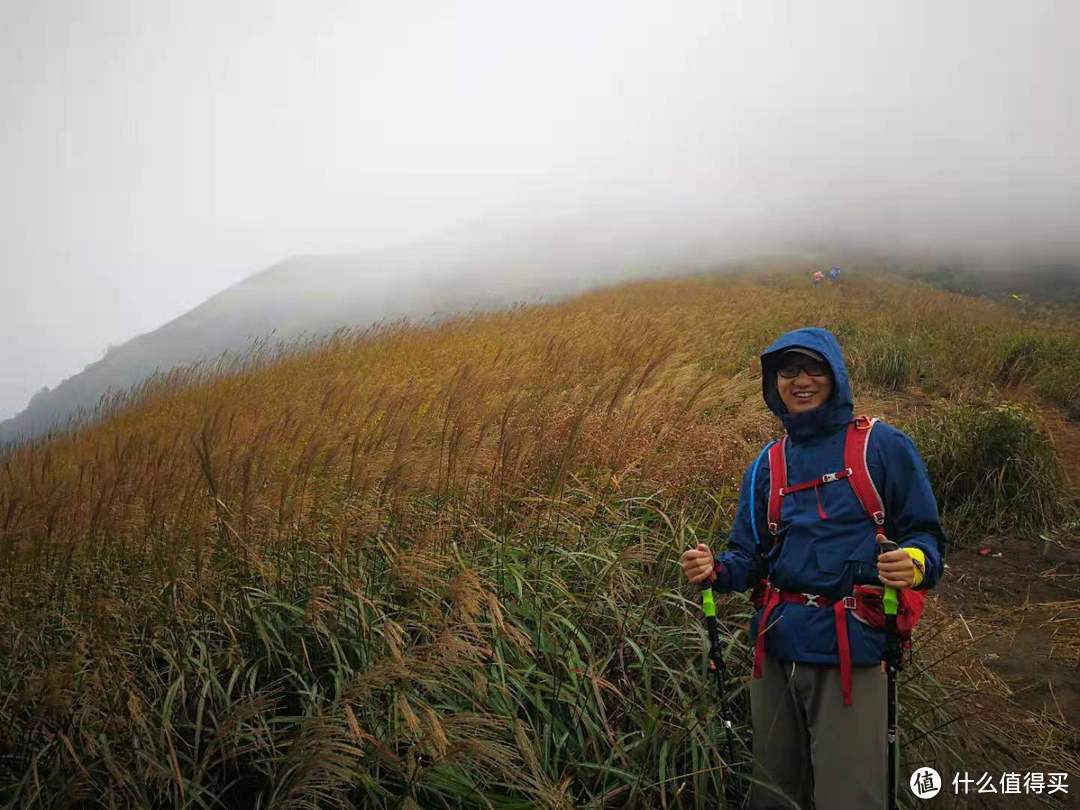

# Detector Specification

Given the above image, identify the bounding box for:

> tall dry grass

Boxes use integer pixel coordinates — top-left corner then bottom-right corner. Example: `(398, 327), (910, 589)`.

(0, 268), (1076, 807)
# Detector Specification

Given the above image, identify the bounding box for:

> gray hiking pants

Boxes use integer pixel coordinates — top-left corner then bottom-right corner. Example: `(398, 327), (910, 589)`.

(749, 656), (888, 810)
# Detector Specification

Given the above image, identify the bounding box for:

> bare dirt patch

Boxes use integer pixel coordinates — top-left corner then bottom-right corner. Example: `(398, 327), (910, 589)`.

(923, 530), (1080, 808)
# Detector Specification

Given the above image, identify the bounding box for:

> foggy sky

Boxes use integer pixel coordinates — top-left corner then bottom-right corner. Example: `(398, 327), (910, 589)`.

(2, 0), (1078, 419)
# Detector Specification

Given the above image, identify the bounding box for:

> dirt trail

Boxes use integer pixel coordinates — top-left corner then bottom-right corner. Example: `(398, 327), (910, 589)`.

(937, 536), (1079, 714)
(930, 530), (1079, 808)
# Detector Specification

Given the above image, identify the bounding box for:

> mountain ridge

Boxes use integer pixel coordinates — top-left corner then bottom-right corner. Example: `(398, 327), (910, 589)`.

(1, 215), (718, 445)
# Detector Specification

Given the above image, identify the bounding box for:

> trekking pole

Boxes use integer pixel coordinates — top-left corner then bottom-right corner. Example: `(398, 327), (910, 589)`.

(878, 537), (901, 810)
(701, 585), (739, 803)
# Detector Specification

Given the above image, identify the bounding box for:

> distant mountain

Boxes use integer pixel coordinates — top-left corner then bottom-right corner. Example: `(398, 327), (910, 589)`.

(0, 212), (718, 445)
(900, 264), (1080, 303)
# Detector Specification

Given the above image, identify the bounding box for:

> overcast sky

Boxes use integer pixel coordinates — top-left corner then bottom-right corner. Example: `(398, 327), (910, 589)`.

(2, 0), (1078, 420)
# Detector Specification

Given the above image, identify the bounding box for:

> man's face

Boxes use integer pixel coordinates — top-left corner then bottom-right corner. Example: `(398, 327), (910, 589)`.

(776, 352), (833, 413)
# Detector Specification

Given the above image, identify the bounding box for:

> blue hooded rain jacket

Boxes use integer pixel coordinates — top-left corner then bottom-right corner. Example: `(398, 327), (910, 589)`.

(712, 327), (946, 666)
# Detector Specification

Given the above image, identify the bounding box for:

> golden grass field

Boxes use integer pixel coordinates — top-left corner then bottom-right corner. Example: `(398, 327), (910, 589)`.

(0, 266), (1077, 808)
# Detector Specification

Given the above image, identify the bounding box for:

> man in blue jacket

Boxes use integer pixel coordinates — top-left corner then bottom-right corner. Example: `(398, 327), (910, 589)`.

(681, 327), (946, 809)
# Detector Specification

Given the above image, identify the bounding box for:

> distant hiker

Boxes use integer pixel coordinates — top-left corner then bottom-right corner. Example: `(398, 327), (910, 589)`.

(829, 265), (841, 283)
(812, 270), (825, 286)
(681, 328), (946, 810)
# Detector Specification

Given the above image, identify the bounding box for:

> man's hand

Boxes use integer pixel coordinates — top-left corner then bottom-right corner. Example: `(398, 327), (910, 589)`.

(877, 533), (915, 589)
(681, 543), (716, 585)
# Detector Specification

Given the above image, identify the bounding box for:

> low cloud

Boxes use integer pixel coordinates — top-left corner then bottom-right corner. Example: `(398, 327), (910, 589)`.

(1, 0), (1077, 419)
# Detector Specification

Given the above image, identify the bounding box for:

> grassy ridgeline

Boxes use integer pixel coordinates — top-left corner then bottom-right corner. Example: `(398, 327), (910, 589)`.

(0, 269), (1075, 807)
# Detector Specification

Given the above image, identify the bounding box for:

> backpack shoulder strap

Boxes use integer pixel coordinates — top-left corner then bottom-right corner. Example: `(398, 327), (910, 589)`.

(844, 416), (885, 527)
(767, 436), (788, 536)
(747, 440), (776, 549)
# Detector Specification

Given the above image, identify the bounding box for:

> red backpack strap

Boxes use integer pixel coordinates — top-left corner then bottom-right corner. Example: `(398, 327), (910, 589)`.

(766, 436), (787, 536)
(833, 600), (853, 705)
(844, 416), (885, 528)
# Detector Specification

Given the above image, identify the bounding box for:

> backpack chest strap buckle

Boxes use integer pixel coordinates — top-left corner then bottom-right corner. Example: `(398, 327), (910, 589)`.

(821, 467), (853, 484)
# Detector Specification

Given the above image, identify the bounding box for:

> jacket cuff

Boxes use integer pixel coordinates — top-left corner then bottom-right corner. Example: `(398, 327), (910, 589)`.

(903, 547), (927, 588)
(710, 560), (732, 592)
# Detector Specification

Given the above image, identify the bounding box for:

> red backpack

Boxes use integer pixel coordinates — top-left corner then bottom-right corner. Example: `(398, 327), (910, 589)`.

(753, 416), (926, 705)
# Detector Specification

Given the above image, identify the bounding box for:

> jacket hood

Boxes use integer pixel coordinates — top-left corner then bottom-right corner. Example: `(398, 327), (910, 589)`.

(760, 327), (853, 441)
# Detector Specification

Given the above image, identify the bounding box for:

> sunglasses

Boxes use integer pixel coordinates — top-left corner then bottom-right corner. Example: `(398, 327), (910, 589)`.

(777, 360), (831, 379)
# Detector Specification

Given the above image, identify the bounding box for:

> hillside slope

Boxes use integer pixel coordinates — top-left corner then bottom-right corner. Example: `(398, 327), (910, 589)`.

(1, 210), (726, 445)
(0, 269), (1076, 808)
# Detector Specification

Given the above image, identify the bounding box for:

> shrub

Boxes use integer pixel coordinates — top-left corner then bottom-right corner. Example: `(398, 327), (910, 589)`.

(995, 335), (1051, 386)
(906, 402), (1062, 545)
(851, 336), (913, 391)
(1034, 361), (1080, 421)
(861, 343), (912, 391)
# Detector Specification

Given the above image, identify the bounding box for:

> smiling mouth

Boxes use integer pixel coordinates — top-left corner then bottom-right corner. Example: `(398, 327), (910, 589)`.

(794, 392), (817, 400)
